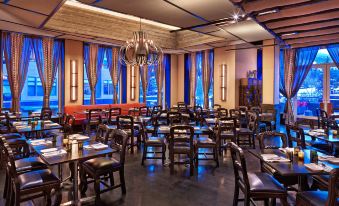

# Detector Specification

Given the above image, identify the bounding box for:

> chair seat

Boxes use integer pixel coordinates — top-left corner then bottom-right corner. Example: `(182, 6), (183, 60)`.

(173, 146), (191, 154)
(18, 169), (60, 190)
(145, 125), (155, 131)
(145, 136), (164, 145)
(2, 133), (23, 139)
(6, 137), (27, 145)
(15, 157), (47, 173)
(83, 157), (120, 172)
(297, 191), (337, 206)
(196, 137), (216, 146)
(237, 128), (253, 134)
(248, 172), (286, 194)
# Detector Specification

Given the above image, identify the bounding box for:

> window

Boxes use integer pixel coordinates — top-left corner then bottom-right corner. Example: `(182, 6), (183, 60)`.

(139, 65), (158, 107)
(83, 49), (119, 105)
(282, 48), (338, 116)
(1, 41), (62, 116)
(195, 51), (214, 108)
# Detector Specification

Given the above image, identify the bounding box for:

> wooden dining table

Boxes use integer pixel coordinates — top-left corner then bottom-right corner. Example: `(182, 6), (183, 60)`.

(28, 136), (115, 205)
(305, 129), (339, 155)
(249, 148), (339, 191)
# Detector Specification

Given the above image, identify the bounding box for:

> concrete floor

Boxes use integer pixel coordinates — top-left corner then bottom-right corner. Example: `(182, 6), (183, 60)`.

(1, 132), (294, 206)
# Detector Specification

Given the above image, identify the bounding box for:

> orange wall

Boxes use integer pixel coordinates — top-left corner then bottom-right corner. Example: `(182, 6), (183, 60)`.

(64, 39), (84, 105)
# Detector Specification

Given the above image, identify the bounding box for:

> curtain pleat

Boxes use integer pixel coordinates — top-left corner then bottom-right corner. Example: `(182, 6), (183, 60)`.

(279, 46), (319, 124)
(2, 32), (26, 112)
(84, 44), (99, 104)
(156, 55), (164, 106)
(189, 52), (196, 106)
(327, 44), (339, 68)
(140, 64), (149, 103)
(108, 47), (121, 103)
(202, 50), (212, 109)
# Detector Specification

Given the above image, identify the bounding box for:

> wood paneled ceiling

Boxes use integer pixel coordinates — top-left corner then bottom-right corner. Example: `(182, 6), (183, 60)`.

(230, 0), (339, 48)
(0, 0), (275, 52)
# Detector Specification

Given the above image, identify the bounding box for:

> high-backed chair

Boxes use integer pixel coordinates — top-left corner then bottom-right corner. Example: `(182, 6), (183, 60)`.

(117, 115), (139, 153)
(83, 109), (102, 134)
(139, 106), (150, 117)
(195, 126), (218, 167)
(215, 117), (237, 155)
(108, 108), (121, 125)
(317, 108), (328, 129)
(95, 124), (110, 143)
(236, 111), (257, 149)
(217, 108), (228, 118)
(40, 107), (52, 120)
(213, 104), (221, 110)
(228, 142), (288, 206)
(80, 129), (129, 203)
(286, 125), (306, 148)
(141, 121), (166, 165)
(169, 125), (194, 176)
(3, 142), (61, 206)
(297, 168), (339, 206)
(167, 111), (183, 126)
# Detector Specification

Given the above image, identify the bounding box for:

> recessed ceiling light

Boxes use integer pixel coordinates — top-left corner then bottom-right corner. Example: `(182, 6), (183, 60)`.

(281, 32), (298, 36)
(258, 9), (279, 16)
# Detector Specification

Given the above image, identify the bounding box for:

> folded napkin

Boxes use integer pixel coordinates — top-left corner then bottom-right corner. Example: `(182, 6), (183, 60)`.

(318, 155), (335, 161)
(16, 125), (31, 130)
(42, 149), (67, 157)
(159, 126), (170, 131)
(84, 143), (109, 150)
(69, 134), (90, 141)
(44, 123), (60, 128)
(261, 154), (290, 162)
(41, 148), (58, 153)
(13, 122), (26, 126)
(279, 147), (294, 153)
(30, 139), (52, 146)
(304, 163), (324, 172)
(328, 158), (339, 164)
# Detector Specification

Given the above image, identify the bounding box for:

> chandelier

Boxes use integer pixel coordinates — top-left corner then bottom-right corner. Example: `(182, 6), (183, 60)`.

(119, 21), (163, 66)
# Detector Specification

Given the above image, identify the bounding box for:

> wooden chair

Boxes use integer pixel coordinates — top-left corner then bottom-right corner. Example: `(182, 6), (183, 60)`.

(195, 127), (218, 167)
(215, 117), (237, 155)
(169, 125), (194, 176)
(3, 142), (61, 206)
(117, 115), (140, 153)
(108, 108), (121, 125)
(83, 109), (102, 134)
(40, 107), (52, 120)
(297, 168), (339, 206)
(151, 105), (162, 116)
(80, 129), (129, 203)
(141, 121), (166, 165)
(228, 142), (288, 206)
(286, 125), (306, 148)
(95, 124), (110, 144)
(139, 106), (150, 117)
(213, 104), (221, 110)
(217, 108), (228, 118)
(236, 111), (257, 149)
(167, 111), (183, 126)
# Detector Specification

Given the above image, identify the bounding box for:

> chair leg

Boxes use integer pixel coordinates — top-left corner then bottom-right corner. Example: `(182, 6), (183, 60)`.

(195, 147), (199, 168)
(119, 168), (126, 194)
(94, 178), (101, 202)
(109, 172), (115, 187)
(3, 172), (8, 199)
(80, 170), (88, 195)
(189, 153), (194, 176)
(170, 152), (174, 175)
(54, 187), (62, 206)
(141, 145), (147, 166)
(252, 134), (256, 149)
(14, 189), (20, 206)
(45, 189), (52, 206)
(162, 145), (166, 165)
(233, 183), (239, 206)
(279, 197), (288, 206)
(130, 136), (134, 154)
(214, 147), (219, 168)
(244, 195), (250, 206)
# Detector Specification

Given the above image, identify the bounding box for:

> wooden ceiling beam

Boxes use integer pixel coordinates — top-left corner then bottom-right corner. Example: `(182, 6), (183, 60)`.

(286, 33), (339, 44)
(240, 0), (313, 14)
(282, 27), (339, 40)
(266, 10), (339, 29)
(274, 20), (339, 34)
(257, 0), (339, 22)
(290, 38), (339, 48)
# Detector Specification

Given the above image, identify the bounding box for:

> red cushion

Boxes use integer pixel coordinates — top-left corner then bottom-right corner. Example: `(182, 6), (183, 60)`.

(64, 103), (145, 125)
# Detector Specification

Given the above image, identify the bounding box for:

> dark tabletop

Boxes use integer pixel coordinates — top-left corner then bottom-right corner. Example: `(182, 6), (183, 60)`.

(249, 148), (339, 176)
(11, 120), (62, 133)
(304, 129), (339, 143)
(28, 136), (115, 166)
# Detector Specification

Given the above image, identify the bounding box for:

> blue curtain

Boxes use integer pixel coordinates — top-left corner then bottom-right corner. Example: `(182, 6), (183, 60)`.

(257, 49), (262, 80)
(327, 44), (339, 68)
(96, 46), (105, 100)
(208, 49), (214, 107)
(57, 40), (65, 112)
(121, 63), (127, 103)
(184, 53), (190, 105)
(165, 54), (171, 109)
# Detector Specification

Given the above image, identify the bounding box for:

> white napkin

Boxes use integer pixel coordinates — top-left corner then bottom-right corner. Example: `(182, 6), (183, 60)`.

(318, 155), (335, 161)
(261, 154), (290, 162)
(42, 149), (67, 157)
(328, 158), (339, 164)
(41, 148), (58, 153)
(90, 143), (109, 150)
(30, 139), (52, 146)
(304, 163), (324, 172)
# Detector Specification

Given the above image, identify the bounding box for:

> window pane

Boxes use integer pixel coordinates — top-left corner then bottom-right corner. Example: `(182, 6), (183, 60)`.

(139, 65), (158, 107)
(330, 66), (339, 111)
(196, 52), (204, 107)
(2, 53), (11, 108)
(97, 52), (113, 104)
(297, 67), (323, 116)
(313, 49), (333, 64)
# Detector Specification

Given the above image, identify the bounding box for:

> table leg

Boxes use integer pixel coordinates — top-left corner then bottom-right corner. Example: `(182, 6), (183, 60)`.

(73, 160), (79, 204)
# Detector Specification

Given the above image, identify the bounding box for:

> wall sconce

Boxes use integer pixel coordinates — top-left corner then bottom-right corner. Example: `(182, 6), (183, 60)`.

(221, 64), (227, 101)
(70, 60), (78, 102)
(130, 66), (136, 101)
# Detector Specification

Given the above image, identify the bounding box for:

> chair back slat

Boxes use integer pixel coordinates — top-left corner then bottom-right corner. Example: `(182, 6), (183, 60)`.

(258, 131), (288, 149)
(286, 125), (306, 148)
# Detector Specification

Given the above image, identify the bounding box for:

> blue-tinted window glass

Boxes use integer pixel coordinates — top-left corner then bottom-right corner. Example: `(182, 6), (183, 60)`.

(139, 65), (158, 107)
